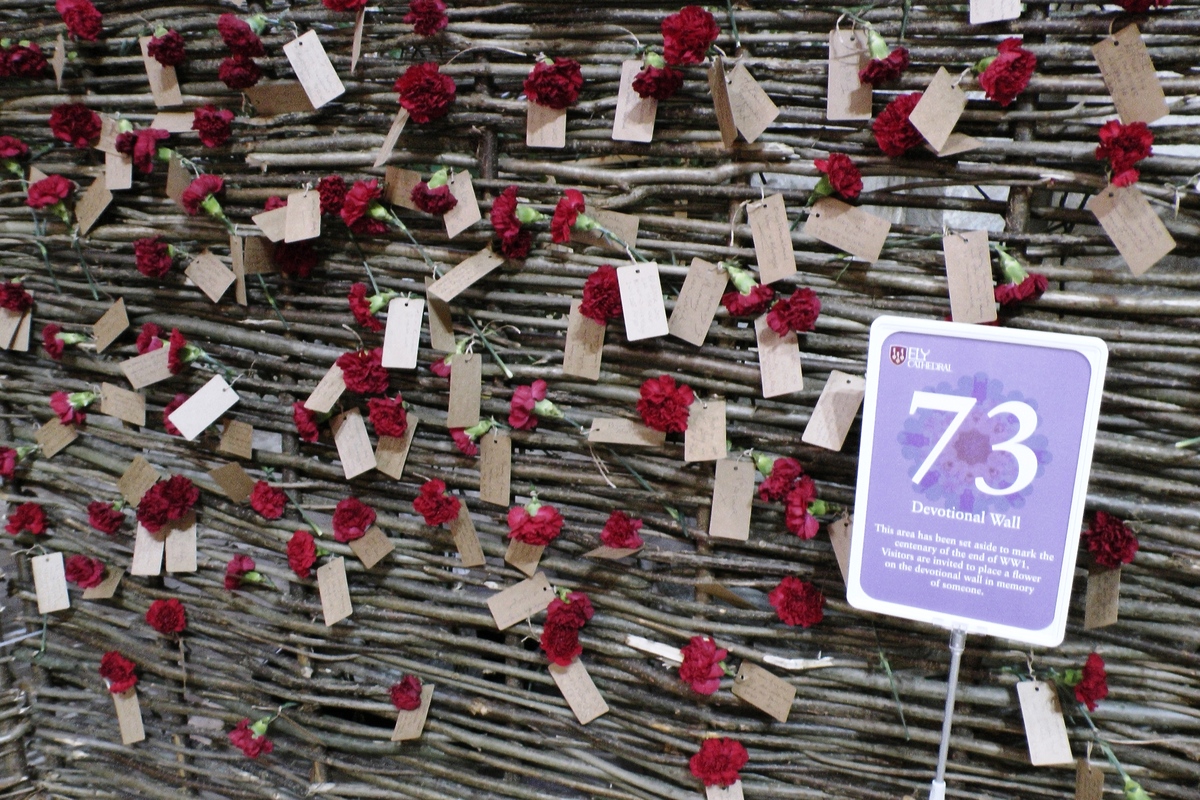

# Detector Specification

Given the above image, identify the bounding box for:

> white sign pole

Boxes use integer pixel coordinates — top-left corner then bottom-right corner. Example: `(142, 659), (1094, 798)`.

(929, 627), (966, 800)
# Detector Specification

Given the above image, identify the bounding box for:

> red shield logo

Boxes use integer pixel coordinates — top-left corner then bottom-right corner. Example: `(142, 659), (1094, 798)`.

(890, 346), (907, 365)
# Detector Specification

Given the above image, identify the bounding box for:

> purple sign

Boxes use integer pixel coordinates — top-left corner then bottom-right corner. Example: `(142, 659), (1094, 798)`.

(848, 318), (1107, 646)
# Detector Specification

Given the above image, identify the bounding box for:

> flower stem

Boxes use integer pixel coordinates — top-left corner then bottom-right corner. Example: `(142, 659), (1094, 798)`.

(255, 274), (290, 330)
(346, 230), (380, 294)
(71, 234), (102, 301)
(468, 317), (514, 379)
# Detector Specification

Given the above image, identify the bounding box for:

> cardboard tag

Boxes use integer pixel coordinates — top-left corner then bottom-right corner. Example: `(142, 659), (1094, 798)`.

(755, 316), (804, 398)
(232, 238), (248, 309)
(374, 107), (409, 168)
(943, 231), (998, 324)
(443, 172), (482, 239)
(92, 298), (128, 353)
(169, 375), (239, 441)
(1075, 759), (1104, 800)
(427, 248), (505, 303)
(209, 462), (256, 503)
(617, 263), (669, 341)
(612, 59), (657, 143)
(105, 151), (133, 191)
(584, 545), (642, 560)
(76, 179), (112, 236)
(587, 418), (666, 447)
(120, 347), (172, 390)
(52, 33), (65, 89)
(112, 689), (146, 745)
(348, 525), (394, 569)
(385, 167), (423, 210)
(304, 364), (346, 413)
(166, 152), (189, 207)
(36, 418), (77, 457)
(527, 100), (567, 149)
(7, 309), (30, 352)
(245, 82), (316, 115)
(910, 68), (967, 154)
(28, 166), (49, 184)
(748, 194), (796, 284)
(706, 783), (744, 800)
(708, 56), (738, 150)
(549, 659), (609, 725)
(82, 566), (123, 600)
(392, 684), (434, 742)
(827, 30), (871, 121)
(139, 35), (183, 107)
(381, 298), (424, 369)
(351, 7), (365, 72)
(572, 208), (641, 254)
(164, 512), (197, 573)
(1092, 25), (1169, 125)
(331, 408), (377, 479)
(1084, 566), (1120, 630)
(100, 383), (146, 427)
(487, 572), (554, 630)
(802, 371), (866, 451)
(562, 300), (605, 381)
(697, 581), (757, 609)
(709, 460), (755, 541)
(95, 116), (121, 155)
(283, 31), (345, 109)
(150, 111), (194, 132)
(240, 236), (274, 275)
(119, 457), (161, 505)
(970, 0), (1021, 24)
(424, 276), (456, 352)
(318, 557), (353, 626)
(446, 352), (482, 428)
(252, 207), (289, 242)
(218, 419), (254, 459)
(0, 304), (23, 350)
(285, 190), (321, 243)
(728, 64), (779, 144)
(1017, 681), (1075, 766)
(185, 249), (236, 303)
(375, 415), (419, 480)
(669, 258), (726, 346)
(732, 661), (795, 723)
(32, 552), (70, 614)
(935, 132), (984, 158)
(684, 400), (726, 462)
(505, 539), (544, 577)
(450, 503), (486, 568)
(479, 430), (512, 506)
(804, 197), (891, 263)
(1086, 184), (1176, 276)
(130, 523), (165, 576)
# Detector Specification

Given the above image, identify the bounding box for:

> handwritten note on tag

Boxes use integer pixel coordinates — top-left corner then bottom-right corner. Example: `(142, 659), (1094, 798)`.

(617, 263), (669, 341)
(505, 539), (544, 577)
(375, 415), (419, 480)
(447, 352), (482, 428)
(318, 557), (353, 626)
(588, 418), (666, 447)
(748, 194), (796, 285)
(1084, 566), (1120, 629)
(348, 525), (394, 569)
(804, 197), (891, 262)
(119, 457), (161, 505)
(732, 661), (795, 722)
(443, 172), (482, 239)
(1017, 681), (1075, 766)
(970, 0), (1021, 25)
(450, 503), (486, 567)
(82, 566), (122, 600)
(708, 56), (738, 150)
(910, 68), (967, 153)
(802, 371), (866, 451)
(1092, 25), (1168, 125)
(139, 35), (182, 107)
(76, 179), (112, 236)
(168, 375), (239, 441)
(392, 684), (434, 742)
(563, 300), (605, 381)
(285, 190), (321, 243)
(709, 460), (755, 541)
(185, 249), (236, 303)
(304, 364), (345, 413)
(246, 83), (317, 117)
(428, 248), (505, 303)
(218, 419), (254, 459)
(527, 100), (567, 149)
(1086, 184), (1176, 276)
(549, 659), (609, 725)
(613, 59), (657, 142)
(480, 431), (512, 506)
(684, 400), (726, 462)
(381, 297), (424, 369)
(100, 382), (145, 426)
(252, 207), (288, 242)
(120, 347), (172, 390)
(488, 572), (554, 630)
(283, 31), (345, 109)
(331, 408), (377, 479)
(943, 231), (997, 324)
(669, 258), (726, 346)
(727, 64), (779, 144)
(36, 418), (77, 458)
(92, 298), (128, 353)
(755, 316), (804, 398)
(32, 552), (70, 614)
(828, 30), (871, 121)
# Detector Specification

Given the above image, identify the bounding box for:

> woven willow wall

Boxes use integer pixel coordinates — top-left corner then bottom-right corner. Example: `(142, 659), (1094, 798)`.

(2, 1), (1200, 799)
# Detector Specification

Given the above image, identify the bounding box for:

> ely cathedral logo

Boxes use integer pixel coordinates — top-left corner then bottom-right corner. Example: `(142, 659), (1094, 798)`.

(889, 345), (907, 365)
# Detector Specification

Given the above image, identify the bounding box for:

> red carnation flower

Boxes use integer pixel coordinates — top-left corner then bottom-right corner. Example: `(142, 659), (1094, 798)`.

(404, 0), (448, 37)
(662, 6), (720, 66)
(340, 179), (381, 228)
(1074, 653), (1109, 711)
(7, 44), (49, 78)
(633, 64), (684, 100)
(411, 182), (458, 215)
(508, 379), (547, 431)
(679, 636), (727, 695)
(995, 273), (1048, 307)
(293, 402), (320, 442)
(115, 128), (169, 174)
(274, 241), (319, 277)
(859, 48), (909, 87)
(181, 174), (224, 215)
(580, 265), (623, 323)
(323, 0), (367, 11)
(162, 393), (188, 436)
(146, 597), (187, 635)
(0, 448), (16, 482)
(1114, 0), (1170, 9)
(332, 496), (375, 543)
(767, 288), (821, 335)
(57, 0), (103, 41)
(136, 322), (163, 354)
(0, 281), (33, 313)
(136, 475), (198, 535)
(42, 324), (65, 360)
(250, 481), (286, 519)
(689, 737), (748, 788)
(134, 237), (173, 278)
(757, 457), (803, 502)
(368, 395), (408, 438)
(390, 674), (424, 710)
(217, 14), (265, 57)
(721, 284), (775, 317)
(550, 189), (586, 244)
(0, 135), (28, 160)
(525, 57), (584, 110)
(785, 478), (820, 539)
(50, 390), (85, 425)
(99, 651), (138, 694)
(6, 502), (47, 535)
(27, 175), (73, 210)
(225, 554), (256, 590)
(87, 500), (124, 534)
(228, 718), (273, 758)
(979, 38), (1036, 108)
(287, 530), (317, 579)
(49, 103), (101, 148)
(507, 503), (564, 546)
(540, 592), (593, 666)
(873, 92), (925, 158)
(1096, 120), (1153, 187)
(167, 328), (189, 374)
(637, 375), (694, 433)
(600, 510), (644, 549)
(491, 185), (532, 259)
(1084, 511), (1138, 569)
(65, 554), (105, 588)
(218, 55), (262, 90)
(768, 576), (825, 627)
(450, 428), (478, 456)
(413, 479), (461, 526)
(136, 485), (171, 534)
(147, 29), (186, 67)
(347, 283), (383, 332)
(192, 105), (234, 148)
(335, 347), (389, 395)
(430, 356), (452, 378)
(814, 153), (863, 200)
(395, 62), (456, 124)
(317, 175), (346, 216)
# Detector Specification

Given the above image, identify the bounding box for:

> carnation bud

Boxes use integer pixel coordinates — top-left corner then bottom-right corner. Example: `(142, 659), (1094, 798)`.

(368, 289), (399, 314)
(462, 419), (494, 440)
(1124, 777), (1150, 800)
(426, 167), (450, 189)
(752, 452), (777, 476)
(866, 28), (891, 60)
(68, 390), (98, 410)
(644, 51), (666, 69)
(994, 244), (1029, 285)
(117, 119), (134, 134)
(249, 716), (271, 737)
(808, 499), (828, 516)
(515, 204), (546, 224)
(723, 263), (760, 295)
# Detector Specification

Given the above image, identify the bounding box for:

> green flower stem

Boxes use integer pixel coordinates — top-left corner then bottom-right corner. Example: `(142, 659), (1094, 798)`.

(515, 205), (545, 224)
(368, 290), (399, 314)
(33, 240), (61, 294)
(974, 55), (997, 74)
(533, 399), (563, 420)
(345, 230), (381, 294)
(601, 445), (688, 538)
(752, 451), (775, 476)
(284, 490), (325, 537)
(70, 234), (103, 301)
(725, 0), (741, 52)
(468, 317), (515, 380)
(462, 419), (494, 439)
(807, 175), (834, 206)
(255, 273), (290, 330)
(1174, 436), (1200, 449)
(68, 390), (97, 410)
(644, 51), (665, 69)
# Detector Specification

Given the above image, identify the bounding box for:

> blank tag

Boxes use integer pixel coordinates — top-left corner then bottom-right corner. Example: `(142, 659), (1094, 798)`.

(318, 557), (353, 626)
(0, 304), (23, 349)
(804, 197), (891, 263)
(1084, 566), (1120, 630)
(100, 382), (146, 426)
(218, 419), (254, 459)
(32, 553), (70, 614)
(95, 116), (121, 154)
(970, 0), (1020, 24)
(447, 352), (482, 428)
(572, 208), (641, 254)
(669, 258), (726, 346)
(943, 231), (997, 324)
(587, 417), (666, 447)
(168, 375), (239, 441)
(385, 167), (422, 210)
(245, 81), (316, 116)
(184, 250), (236, 303)
(392, 684), (434, 742)
(487, 572), (554, 630)
(304, 364), (346, 413)
(105, 151), (133, 191)
(443, 172), (482, 239)
(112, 689), (146, 745)
(754, 316), (804, 398)
(164, 512), (197, 573)
(709, 460), (755, 541)
(76, 179), (112, 236)
(613, 59), (657, 143)
(1086, 184), (1176, 276)
(150, 111), (194, 132)
(381, 298), (424, 369)
(828, 30), (871, 121)
(283, 31), (345, 109)
(549, 659), (609, 725)
(375, 415), (419, 480)
(36, 418), (77, 457)
(1017, 682), (1075, 766)
(527, 100), (566, 149)
(910, 68), (967, 154)
(450, 503), (486, 568)
(284, 190), (321, 243)
(350, 7), (365, 71)
(479, 431), (512, 506)
(617, 263), (669, 341)
(82, 566), (123, 600)
(120, 347), (172, 390)
(130, 523), (165, 576)
(7, 309), (30, 352)
(728, 64), (779, 144)
(707, 782), (744, 800)
(424, 276), (456, 351)
(562, 300), (605, 381)
(92, 298), (128, 353)
(209, 462), (256, 503)
(139, 35), (182, 107)
(427, 248), (505, 303)
(748, 194), (796, 284)
(828, 513), (852, 583)
(374, 107), (409, 167)
(52, 33), (65, 89)
(119, 457), (161, 505)
(934, 133), (984, 158)
(708, 56), (738, 150)
(252, 207), (288, 242)
(331, 408), (378, 479)
(684, 400), (726, 462)
(1092, 25), (1168, 125)
(166, 152), (189, 207)
(584, 545), (641, 560)
(504, 539), (544, 577)
(732, 661), (795, 722)
(1075, 759), (1104, 800)
(802, 371), (866, 451)
(348, 525), (394, 569)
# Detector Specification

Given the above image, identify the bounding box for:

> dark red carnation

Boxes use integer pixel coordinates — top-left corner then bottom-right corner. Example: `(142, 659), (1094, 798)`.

(490, 185), (531, 258)
(979, 38), (1036, 108)
(637, 375), (694, 433)
(192, 105), (234, 148)
(1114, 0), (1170, 9)
(65, 554), (105, 588)
(768, 576), (825, 627)
(395, 62), (456, 124)
(995, 273), (1048, 306)
(293, 402), (320, 442)
(662, 6), (720, 66)
(340, 179), (380, 228)
(873, 92), (924, 158)
(42, 324), (65, 360)
(6, 502), (47, 535)
(167, 328), (188, 374)
(135, 484), (171, 534)
(147, 29), (186, 67)
(1096, 120), (1153, 187)
(250, 481), (286, 519)
(137, 475), (198, 535)
(225, 554), (256, 590)
(1084, 511), (1138, 569)
(7, 44), (49, 77)
(0, 281), (32, 313)
(0, 136), (28, 161)
(323, 0), (367, 11)
(580, 265), (622, 323)
(507, 503), (564, 546)
(524, 57), (584, 110)
(181, 174), (224, 215)
(49, 103), (101, 148)
(550, 189), (585, 244)
(689, 738), (748, 788)
(508, 379), (547, 431)
(228, 718), (273, 758)
(146, 597), (187, 635)
(859, 48), (909, 87)
(367, 395), (408, 438)
(785, 478), (820, 539)
(50, 390), (85, 425)
(411, 182), (458, 215)
(633, 64), (684, 100)
(679, 636), (726, 695)
(413, 478), (461, 526)
(99, 651), (137, 694)
(767, 288), (821, 335)
(390, 674), (423, 710)
(347, 283), (383, 332)
(332, 496), (375, 543)
(814, 153), (863, 200)
(540, 592), (593, 666)
(136, 322), (163, 354)
(57, 0), (103, 41)
(404, 0), (448, 37)
(162, 393), (187, 436)
(317, 175), (347, 216)
(336, 347), (389, 395)
(599, 510), (644, 549)
(134, 237), (173, 278)
(721, 284), (775, 317)
(1074, 653), (1109, 711)
(27, 175), (72, 209)
(87, 500), (124, 534)
(273, 241), (319, 277)
(217, 14), (265, 58)
(0, 448), (16, 482)
(758, 457), (803, 502)
(287, 530), (317, 579)
(218, 55), (262, 91)
(115, 128), (169, 174)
